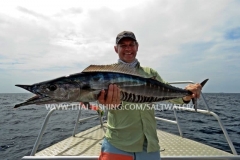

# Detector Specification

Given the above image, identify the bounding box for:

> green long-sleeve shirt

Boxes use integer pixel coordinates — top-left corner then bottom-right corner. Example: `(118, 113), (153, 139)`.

(105, 63), (185, 153)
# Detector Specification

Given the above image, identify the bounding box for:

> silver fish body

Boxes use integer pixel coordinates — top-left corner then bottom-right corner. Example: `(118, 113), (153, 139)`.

(15, 64), (208, 108)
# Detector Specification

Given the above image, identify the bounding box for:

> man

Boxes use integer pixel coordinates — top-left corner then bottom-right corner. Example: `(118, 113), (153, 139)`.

(98, 31), (202, 160)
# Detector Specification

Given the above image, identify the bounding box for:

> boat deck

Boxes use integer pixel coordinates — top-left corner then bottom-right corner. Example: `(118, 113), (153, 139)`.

(35, 124), (234, 157)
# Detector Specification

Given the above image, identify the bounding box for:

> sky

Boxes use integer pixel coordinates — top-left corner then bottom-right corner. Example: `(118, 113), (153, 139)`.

(0, 0), (240, 93)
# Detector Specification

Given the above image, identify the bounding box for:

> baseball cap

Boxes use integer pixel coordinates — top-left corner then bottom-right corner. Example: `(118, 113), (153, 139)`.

(116, 31), (137, 44)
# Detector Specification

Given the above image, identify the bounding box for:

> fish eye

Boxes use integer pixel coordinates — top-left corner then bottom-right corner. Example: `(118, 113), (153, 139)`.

(48, 84), (57, 91)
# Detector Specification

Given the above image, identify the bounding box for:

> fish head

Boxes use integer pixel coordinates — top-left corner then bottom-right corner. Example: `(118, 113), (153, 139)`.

(15, 78), (81, 108)
(35, 82), (80, 101)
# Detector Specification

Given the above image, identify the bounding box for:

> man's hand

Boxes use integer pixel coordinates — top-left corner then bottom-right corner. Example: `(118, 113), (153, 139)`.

(183, 83), (202, 101)
(98, 84), (121, 108)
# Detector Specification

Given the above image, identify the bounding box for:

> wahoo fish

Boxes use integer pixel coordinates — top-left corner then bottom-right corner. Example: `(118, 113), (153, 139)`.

(14, 64), (208, 110)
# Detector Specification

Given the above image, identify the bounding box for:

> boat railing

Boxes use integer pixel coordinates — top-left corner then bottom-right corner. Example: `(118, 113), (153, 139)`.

(28, 81), (238, 157)
(30, 104), (105, 156)
(155, 81), (238, 155)
(21, 156), (240, 160)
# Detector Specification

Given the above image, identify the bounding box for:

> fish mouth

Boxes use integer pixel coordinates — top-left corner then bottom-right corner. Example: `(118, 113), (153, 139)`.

(14, 94), (53, 108)
(14, 84), (54, 108)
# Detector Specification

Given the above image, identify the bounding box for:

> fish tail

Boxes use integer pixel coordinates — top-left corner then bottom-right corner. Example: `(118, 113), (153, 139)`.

(200, 79), (209, 87)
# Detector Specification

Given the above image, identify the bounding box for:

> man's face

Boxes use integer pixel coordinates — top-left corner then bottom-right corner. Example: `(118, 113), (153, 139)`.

(114, 38), (138, 63)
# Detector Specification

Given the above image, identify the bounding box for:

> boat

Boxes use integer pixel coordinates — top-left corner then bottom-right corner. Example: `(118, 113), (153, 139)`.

(21, 81), (240, 160)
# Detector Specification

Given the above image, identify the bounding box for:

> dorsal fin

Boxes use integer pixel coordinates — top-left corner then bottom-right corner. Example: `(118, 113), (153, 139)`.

(82, 63), (144, 77)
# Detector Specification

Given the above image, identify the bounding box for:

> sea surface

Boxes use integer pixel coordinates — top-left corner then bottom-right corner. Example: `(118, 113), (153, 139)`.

(0, 93), (240, 159)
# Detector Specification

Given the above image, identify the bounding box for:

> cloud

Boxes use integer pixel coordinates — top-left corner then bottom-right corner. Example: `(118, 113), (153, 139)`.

(61, 7), (83, 14)
(17, 6), (50, 20)
(0, 11), (88, 70)
(54, 7), (83, 17)
(0, 0), (240, 92)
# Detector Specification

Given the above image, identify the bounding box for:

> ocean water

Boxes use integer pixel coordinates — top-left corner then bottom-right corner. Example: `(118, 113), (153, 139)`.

(0, 93), (239, 159)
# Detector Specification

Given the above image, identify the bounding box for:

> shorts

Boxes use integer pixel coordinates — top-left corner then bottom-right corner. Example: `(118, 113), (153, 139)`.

(98, 138), (160, 160)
